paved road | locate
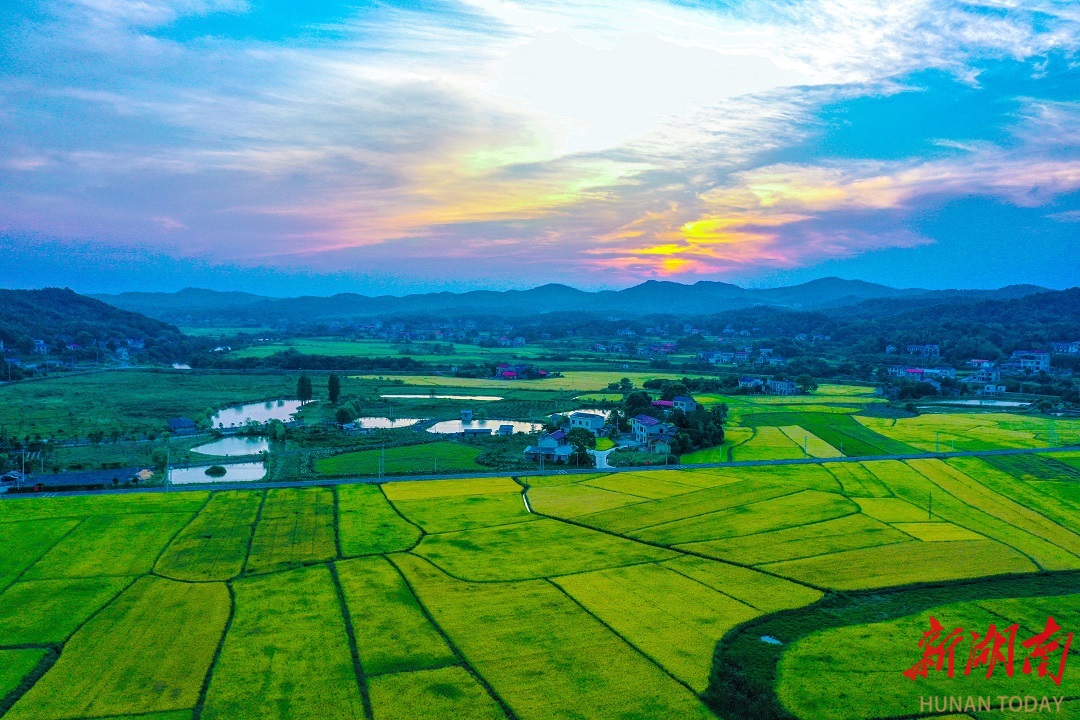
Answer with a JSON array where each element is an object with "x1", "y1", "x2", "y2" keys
[{"x1": 3, "y1": 444, "x2": 1078, "y2": 500}]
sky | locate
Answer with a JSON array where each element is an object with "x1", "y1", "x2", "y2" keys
[{"x1": 0, "y1": 0, "x2": 1078, "y2": 296}]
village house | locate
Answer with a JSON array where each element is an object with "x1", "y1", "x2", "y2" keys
[
  {"x1": 166, "y1": 417, "x2": 197, "y2": 436},
  {"x1": 907, "y1": 344, "x2": 941, "y2": 357},
  {"x1": 885, "y1": 344, "x2": 897, "y2": 354},
  {"x1": 738, "y1": 376, "x2": 764, "y2": 390},
  {"x1": 672, "y1": 396, "x2": 698, "y2": 413},
  {"x1": 462, "y1": 427, "x2": 492, "y2": 438},
  {"x1": 1011, "y1": 350, "x2": 1051, "y2": 372},
  {"x1": 568, "y1": 412, "x2": 606, "y2": 435},
  {"x1": 966, "y1": 359, "x2": 996, "y2": 369},
  {"x1": 974, "y1": 368, "x2": 1002, "y2": 383},
  {"x1": 1050, "y1": 341, "x2": 1080, "y2": 354},
  {"x1": 523, "y1": 430, "x2": 574, "y2": 463},
  {"x1": 977, "y1": 384, "x2": 1008, "y2": 397},
  {"x1": 32, "y1": 339, "x2": 49, "y2": 354},
  {"x1": 631, "y1": 414, "x2": 677, "y2": 448},
  {"x1": 766, "y1": 379, "x2": 798, "y2": 395},
  {"x1": 497, "y1": 424, "x2": 515, "y2": 437}
]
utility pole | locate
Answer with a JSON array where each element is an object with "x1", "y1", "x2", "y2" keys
[
  {"x1": 928, "y1": 491, "x2": 933, "y2": 520},
  {"x1": 935, "y1": 431, "x2": 940, "y2": 453},
  {"x1": 803, "y1": 436, "x2": 808, "y2": 457}
]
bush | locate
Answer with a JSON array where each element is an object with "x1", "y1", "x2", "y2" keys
[{"x1": 205, "y1": 465, "x2": 227, "y2": 477}]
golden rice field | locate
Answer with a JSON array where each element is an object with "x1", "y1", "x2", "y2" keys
[{"x1": 0, "y1": 435, "x2": 1077, "y2": 720}]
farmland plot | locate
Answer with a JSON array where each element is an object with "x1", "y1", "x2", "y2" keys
[
  {"x1": 245, "y1": 487, "x2": 336, "y2": 573},
  {"x1": 825, "y1": 462, "x2": 891, "y2": 497},
  {"x1": 733, "y1": 426, "x2": 804, "y2": 460},
  {"x1": 0, "y1": 518, "x2": 80, "y2": 586},
  {"x1": 6, "y1": 577, "x2": 229, "y2": 720},
  {"x1": 949, "y1": 457, "x2": 1080, "y2": 530},
  {"x1": 632, "y1": 490, "x2": 858, "y2": 545},
  {"x1": 392, "y1": 554, "x2": 716, "y2": 720},
  {"x1": 394, "y1": 492, "x2": 534, "y2": 534},
  {"x1": 575, "y1": 466, "x2": 838, "y2": 535},
  {"x1": 317, "y1": 443, "x2": 484, "y2": 477},
  {"x1": 156, "y1": 490, "x2": 261, "y2": 581},
  {"x1": 760, "y1": 539, "x2": 1037, "y2": 590},
  {"x1": 661, "y1": 556, "x2": 822, "y2": 613},
  {"x1": 909, "y1": 459, "x2": 1080, "y2": 560},
  {"x1": 368, "y1": 666, "x2": 506, "y2": 720},
  {"x1": 0, "y1": 650, "x2": 48, "y2": 704},
  {"x1": 337, "y1": 484, "x2": 420, "y2": 555},
  {"x1": 553, "y1": 563, "x2": 759, "y2": 691},
  {"x1": 0, "y1": 577, "x2": 132, "y2": 645},
  {"x1": 414, "y1": 518, "x2": 675, "y2": 581},
  {"x1": 777, "y1": 426, "x2": 842, "y2": 458},
  {"x1": 528, "y1": 482, "x2": 646, "y2": 518},
  {"x1": 890, "y1": 522, "x2": 985, "y2": 542},
  {"x1": 336, "y1": 556, "x2": 457, "y2": 676},
  {"x1": 583, "y1": 471, "x2": 703, "y2": 499},
  {"x1": 202, "y1": 565, "x2": 365, "y2": 720},
  {"x1": 864, "y1": 460, "x2": 1080, "y2": 570},
  {"x1": 382, "y1": 476, "x2": 522, "y2": 501},
  {"x1": 23, "y1": 512, "x2": 194, "y2": 579},
  {"x1": 0, "y1": 491, "x2": 208, "y2": 523},
  {"x1": 679, "y1": 513, "x2": 911, "y2": 565}
]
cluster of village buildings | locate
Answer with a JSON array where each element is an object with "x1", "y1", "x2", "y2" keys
[
  {"x1": 885, "y1": 345, "x2": 1065, "y2": 397},
  {"x1": 523, "y1": 395, "x2": 700, "y2": 463}
]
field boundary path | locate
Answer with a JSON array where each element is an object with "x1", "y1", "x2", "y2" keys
[{"x1": 4, "y1": 444, "x2": 1079, "y2": 500}]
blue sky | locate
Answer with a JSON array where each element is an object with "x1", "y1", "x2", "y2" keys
[{"x1": 0, "y1": 0, "x2": 1078, "y2": 295}]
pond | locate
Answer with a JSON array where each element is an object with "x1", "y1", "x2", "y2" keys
[
  {"x1": 353, "y1": 417, "x2": 422, "y2": 429},
  {"x1": 212, "y1": 399, "x2": 301, "y2": 427},
  {"x1": 426, "y1": 419, "x2": 543, "y2": 435},
  {"x1": 169, "y1": 461, "x2": 267, "y2": 485},
  {"x1": 381, "y1": 394, "x2": 504, "y2": 401},
  {"x1": 193, "y1": 436, "x2": 272, "y2": 456}
]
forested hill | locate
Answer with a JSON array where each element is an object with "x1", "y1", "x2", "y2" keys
[{"x1": 0, "y1": 288, "x2": 183, "y2": 353}]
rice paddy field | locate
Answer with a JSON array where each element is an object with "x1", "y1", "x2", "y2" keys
[{"x1": 1, "y1": 426, "x2": 1078, "y2": 720}]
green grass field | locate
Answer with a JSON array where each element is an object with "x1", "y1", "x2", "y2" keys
[
  {"x1": 1, "y1": 429, "x2": 1079, "y2": 720},
  {"x1": 0, "y1": 370, "x2": 305, "y2": 438},
  {"x1": 316, "y1": 442, "x2": 484, "y2": 477}
]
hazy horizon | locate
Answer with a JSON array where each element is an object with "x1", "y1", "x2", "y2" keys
[
  {"x1": 2, "y1": 1, "x2": 1079, "y2": 295},
  {"x1": 6, "y1": 274, "x2": 1072, "y2": 301}
]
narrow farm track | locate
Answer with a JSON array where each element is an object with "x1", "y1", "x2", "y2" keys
[{"x1": 5, "y1": 444, "x2": 1080, "y2": 500}]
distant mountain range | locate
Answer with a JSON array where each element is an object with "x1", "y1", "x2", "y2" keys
[{"x1": 91, "y1": 278, "x2": 1054, "y2": 325}]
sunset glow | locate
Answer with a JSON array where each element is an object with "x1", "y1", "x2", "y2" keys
[{"x1": 1, "y1": 0, "x2": 1078, "y2": 293}]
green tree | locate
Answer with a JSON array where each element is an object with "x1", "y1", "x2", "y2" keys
[
  {"x1": 334, "y1": 408, "x2": 353, "y2": 424},
  {"x1": 566, "y1": 427, "x2": 597, "y2": 451},
  {"x1": 661, "y1": 382, "x2": 690, "y2": 401},
  {"x1": 796, "y1": 374, "x2": 819, "y2": 393},
  {"x1": 297, "y1": 373, "x2": 313, "y2": 405},
  {"x1": 619, "y1": 377, "x2": 633, "y2": 393},
  {"x1": 267, "y1": 420, "x2": 287, "y2": 442},
  {"x1": 328, "y1": 374, "x2": 341, "y2": 404}
]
